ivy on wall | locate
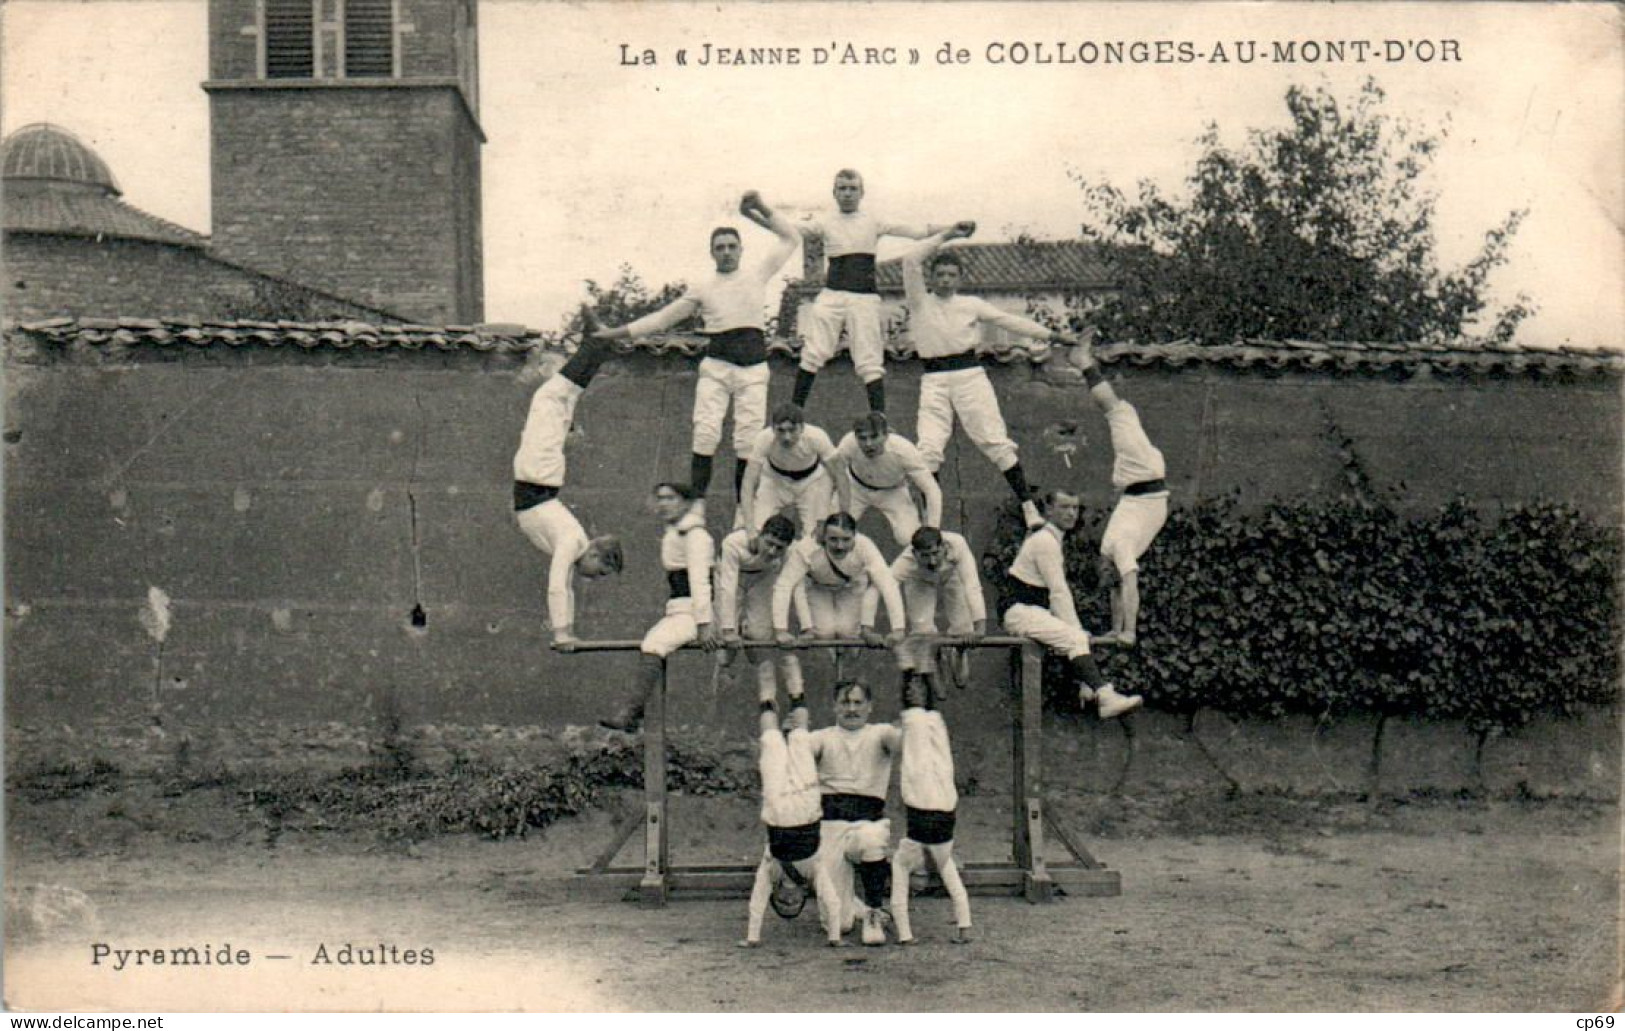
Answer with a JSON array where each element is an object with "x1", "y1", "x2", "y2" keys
[{"x1": 982, "y1": 490, "x2": 1620, "y2": 734}]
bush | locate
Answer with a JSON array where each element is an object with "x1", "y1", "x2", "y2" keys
[
  {"x1": 237, "y1": 738, "x2": 750, "y2": 841},
  {"x1": 982, "y1": 494, "x2": 1620, "y2": 731}
]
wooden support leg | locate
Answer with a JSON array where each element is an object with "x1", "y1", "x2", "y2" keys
[
  {"x1": 1013, "y1": 643, "x2": 1054, "y2": 902},
  {"x1": 639, "y1": 658, "x2": 669, "y2": 907}
]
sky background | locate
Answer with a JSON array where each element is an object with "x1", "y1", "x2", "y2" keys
[{"x1": 3, "y1": 1, "x2": 1621, "y2": 347}]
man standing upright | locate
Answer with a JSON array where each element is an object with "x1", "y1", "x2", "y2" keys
[
  {"x1": 794, "y1": 169, "x2": 958, "y2": 414},
  {"x1": 594, "y1": 192, "x2": 799, "y2": 504},
  {"x1": 901, "y1": 222, "x2": 1077, "y2": 531}
]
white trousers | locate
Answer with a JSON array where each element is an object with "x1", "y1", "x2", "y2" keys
[
  {"x1": 916, "y1": 367, "x2": 1018, "y2": 473},
  {"x1": 1100, "y1": 492, "x2": 1169, "y2": 575},
  {"x1": 817, "y1": 817, "x2": 892, "y2": 932},
  {"x1": 806, "y1": 584, "x2": 864, "y2": 638},
  {"x1": 640, "y1": 598, "x2": 698, "y2": 658},
  {"x1": 891, "y1": 838, "x2": 971, "y2": 939},
  {"x1": 692, "y1": 358, "x2": 770, "y2": 457},
  {"x1": 848, "y1": 483, "x2": 921, "y2": 549},
  {"x1": 801, "y1": 290, "x2": 886, "y2": 382},
  {"x1": 902, "y1": 579, "x2": 975, "y2": 635},
  {"x1": 752, "y1": 469, "x2": 834, "y2": 538},
  {"x1": 1002, "y1": 603, "x2": 1091, "y2": 659}
]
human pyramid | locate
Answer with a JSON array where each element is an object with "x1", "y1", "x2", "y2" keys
[{"x1": 511, "y1": 169, "x2": 1172, "y2": 947}]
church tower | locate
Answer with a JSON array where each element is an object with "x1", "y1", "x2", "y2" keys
[{"x1": 204, "y1": 0, "x2": 483, "y2": 323}]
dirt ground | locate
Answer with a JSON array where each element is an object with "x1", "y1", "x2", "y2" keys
[{"x1": 3, "y1": 774, "x2": 1619, "y2": 1014}]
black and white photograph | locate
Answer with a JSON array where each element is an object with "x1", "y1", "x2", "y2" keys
[{"x1": 2, "y1": 0, "x2": 1621, "y2": 1015}]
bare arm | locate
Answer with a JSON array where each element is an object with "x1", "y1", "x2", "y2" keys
[
  {"x1": 772, "y1": 544, "x2": 812, "y2": 631},
  {"x1": 952, "y1": 534, "x2": 988, "y2": 626},
  {"x1": 547, "y1": 542, "x2": 581, "y2": 645},
  {"x1": 738, "y1": 436, "x2": 768, "y2": 530},
  {"x1": 898, "y1": 439, "x2": 942, "y2": 528},
  {"x1": 792, "y1": 578, "x2": 812, "y2": 632},
  {"x1": 880, "y1": 219, "x2": 957, "y2": 241},
  {"x1": 612, "y1": 294, "x2": 702, "y2": 339},
  {"x1": 716, "y1": 539, "x2": 743, "y2": 633},
  {"x1": 970, "y1": 298, "x2": 1056, "y2": 342},
  {"x1": 860, "y1": 582, "x2": 881, "y2": 633},
  {"x1": 740, "y1": 191, "x2": 801, "y2": 278},
  {"x1": 900, "y1": 233, "x2": 947, "y2": 309},
  {"x1": 829, "y1": 437, "x2": 856, "y2": 515},
  {"x1": 1117, "y1": 569, "x2": 1141, "y2": 641},
  {"x1": 863, "y1": 540, "x2": 907, "y2": 635},
  {"x1": 900, "y1": 221, "x2": 975, "y2": 309}
]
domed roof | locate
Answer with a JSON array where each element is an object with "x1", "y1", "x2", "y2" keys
[{"x1": 2, "y1": 123, "x2": 121, "y2": 196}]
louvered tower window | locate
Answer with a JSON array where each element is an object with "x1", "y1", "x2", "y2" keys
[
  {"x1": 344, "y1": 0, "x2": 395, "y2": 77},
  {"x1": 264, "y1": 0, "x2": 315, "y2": 78}
]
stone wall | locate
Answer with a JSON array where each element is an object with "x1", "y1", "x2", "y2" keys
[
  {"x1": 207, "y1": 84, "x2": 484, "y2": 324},
  {"x1": 3, "y1": 336, "x2": 1620, "y2": 773},
  {"x1": 2, "y1": 235, "x2": 396, "y2": 323}
]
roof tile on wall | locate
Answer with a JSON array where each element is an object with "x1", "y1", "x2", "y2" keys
[{"x1": 7, "y1": 318, "x2": 1621, "y2": 378}]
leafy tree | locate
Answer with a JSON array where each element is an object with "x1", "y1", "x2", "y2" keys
[
  {"x1": 1076, "y1": 79, "x2": 1533, "y2": 345},
  {"x1": 563, "y1": 265, "x2": 695, "y2": 335}
]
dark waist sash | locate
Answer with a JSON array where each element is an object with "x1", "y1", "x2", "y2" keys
[
  {"x1": 769, "y1": 458, "x2": 822, "y2": 482},
  {"x1": 1000, "y1": 575, "x2": 1050, "y2": 615},
  {"x1": 822, "y1": 793, "x2": 885, "y2": 822},
  {"x1": 826, "y1": 253, "x2": 879, "y2": 295},
  {"x1": 513, "y1": 481, "x2": 560, "y2": 512},
  {"x1": 848, "y1": 464, "x2": 903, "y2": 493},
  {"x1": 905, "y1": 805, "x2": 957, "y2": 845},
  {"x1": 704, "y1": 327, "x2": 768, "y2": 367},
  {"x1": 1123, "y1": 478, "x2": 1168, "y2": 496},
  {"x1": 667, "y1": 569, "x2": 692, "y2": 599},
  {"x1": 921, "y1": 352, "x2": 983, "y2": 374},
  {"x1": 767, "y1": 821, "x2": 821, "y2": 863}
]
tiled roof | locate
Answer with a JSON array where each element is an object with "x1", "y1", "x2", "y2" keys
[
  {"x1": 4, "y1": 181, "x2": 207, "y2": 248},
  {"x1": 873, "y1": 239, "x2": 1116, "y2": 293},
  {"x1": 8, "y1": 318, "x2": 1621, "y2": 378}
]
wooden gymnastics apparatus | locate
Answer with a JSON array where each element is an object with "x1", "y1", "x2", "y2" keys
[{"x1": 571, "y1": 636, "x2": 1122, "y2": 906}]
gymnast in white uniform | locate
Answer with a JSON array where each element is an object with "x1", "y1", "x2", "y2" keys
[
  {"x1": 599, "y1": 481, "x2": 719, "y2": 731},
  {"x1": 1002, "y1": 490, "x2": 1142, "y2": 720},
  {"x1": 512, "y1": 327, "x2": 624, "y2": 650},
  {"x1": 740, "y1": 698, "x2": 844, "y2": 948},
  {"x1": 900, "y1": 221, "x2": 1080, "y2": 531},
  {"x1": 890, "y1": 638, "x2": 971, "y2": 945},
  {"x1": 738, "y1": 404, "x2": 837, "y2": 540},
  {"x1": 809, "y1": 679, "x2": 902, "y2": 947},
  {"x1": 793, "y1": 168, "x2": 958, "y2": 414},
  {"x1": 716, "y1": 514, "x2": 809, "y2": 708},
  {"x1": 594, "y1": 192, "x2": 800, "y2": 505},
  {"x1": 1068, "y1": 341, "x2": 1170, "y2": 648},
  {"x1": 827, "y1": 411, "x2": 942, "y2": 549}
]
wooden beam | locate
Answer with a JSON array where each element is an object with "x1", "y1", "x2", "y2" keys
[
  {"x1": 637, "y1": 659, "x2": 668, "y2": 907},
  {"x1": 575, "y1": 637, "x2": 1122, "y2": 907},
  {"x1": 578, "y1": 863, "x2": 1119, "y2": 900}
]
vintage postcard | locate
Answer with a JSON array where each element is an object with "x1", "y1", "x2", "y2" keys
[{"x1": 2, "y1": 0, "x2": 1620, "y2": 1015}]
